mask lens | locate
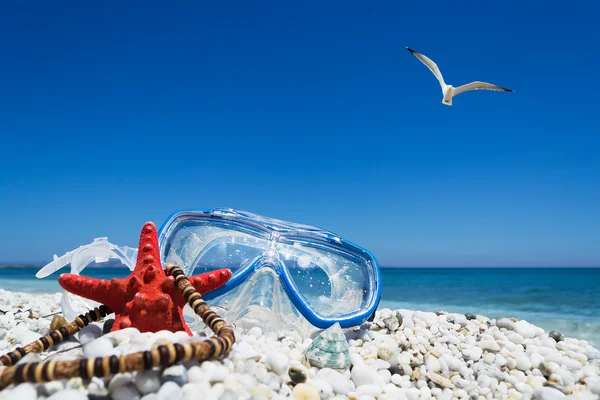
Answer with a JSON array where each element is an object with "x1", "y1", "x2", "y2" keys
[
  {"x1": 279, "y1": 241, "x2": 373, "y2": 318},
  {"x1": 162, "y1": 222, "x2": 269, "y2": 276}
]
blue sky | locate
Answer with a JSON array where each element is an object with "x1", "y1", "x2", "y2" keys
[{"x1": 0, "y1": 1, "x2": 598, "y2": 267}]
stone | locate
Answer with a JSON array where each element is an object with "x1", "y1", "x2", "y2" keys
[
  {"x1": 308, "y1": 379, "x2": 333, "y2": 397},
  {"x1": 356, "y1": 384, "x2": 383, "y2": 397},
  {"x1": 111, "y1": 383, "x2": 141, "y2": 400},
  {"x1": 316, "y1": 368, "x2": 352, "y2": 395},
  {"x1": 532, "y1": 387, "x2": 566, "y2": 399},
  {"x1": 548, "y1": 331, "x2": 564, "y2": 343},
  {"x1": 84, "y1": 337, "x2": 115, "y2": 358},
  {"x1": 157, "y1": 381, "x2": 183, "y2": 400},
  {"x1": 78, "y1": 323, "x2": 102, "y2": 345},
  {"x1": 383, "y1": 316, "x2": 400, "y2": 331},
  {"x1": 8, "y1": 383, "x2": 37, "y2": 400},
  {"x1": 47, "y1": 389, "x2": 89, "y2": 400},
  {"x1": 135, "y1": 370, "x2": 162, "y2": 394},
  {"x1": 478, "y1": 340, "x2": 501, "y2": 352},
  {"x1": 351, "y1": 364, "x2": 384, "y2": 387},
  {"x1": 463, "y1": 347, "x2": 483, "y2": 361},
  {"x1": 426, "y1": 372, "x2": 454, "y2": 388},
  {"x1": 289, "y1": 365, "x2": 308, "y2": 384},
  {"x1": 514, "y1": 321, "x2": 537, "y2": 339},
  {"x1": 496, "y1": 318, "x2": 516, "y2": 331},
  {"x1": 292, "y1": 383, "x2": 320, "y2": 400},
  {"x1": 162, "y1": 365, "x2": 187, "y2": 386}
]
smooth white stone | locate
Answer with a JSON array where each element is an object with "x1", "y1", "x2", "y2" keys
[
  {"x1": 47, "y1": 389, "x2": 89, "y2": 400},
  {"x1": 186, "y1": 366, "x2": 206, "y2": 384},
  {"x1": 292, "y1": 383, "x2": 320, "y2": 400},
  {"x1": 39, "y1": 381, "x2": 64, "y2": 396},
  {"x1": 483, "y1": 353, "x2": 495, "y2": 365},
  {"x1": 527, "y1": 376, "x2": 546, "y2": 390},
  {"x1": 162, "y1": 365, "x2": 187, "y2": 386},
  {"x1": 77, "y1": 323, "x2": 102, "y2": 345},
  {"x1": 351, "y1": 353, "x2": 365, "y2": 367},
  {"x1": 515, "y1": 321, "x2": 537, "y2": 339},
  {"x1": 378, "y1": 369, "x2": 392, "y2": 384},
  {"x1": 441, "y1": 354, "x2": 462, "y2": 371},
  {"x1": 247, "y1": 326, "x2": 262, "y2": 338},
  {"x1": 316, "y1": 369, "x2": 351, "y2": 395},
  {"x1": 308, "y1": 379, "x2": 333, "y2": 397},
  {"x1": 516, "y1": 381, "x2": 533, "y2": 393},
  {"x1": 351, "y1": 364, "x2": 384, "y2": 387},
  {"x1": 111, "y1": 384, "x2": 141, "y2": 400},
  {"x1": 83, "y1": 337, "x2": 114, "y2": 358},
  {"x1": 372, "y1": 359, "x2": 391, "y2": 370},
  {"x1": 135, "y1": 370, "x2": 162, "y2": 394},
  {"x1": 157, "y1": 381, "x2": 182, "y2": 400},
  {"x1": 589, "y1": 381, "x2": 600, "y2": 394},
  {"x1": 463, "y1": 347, "x2": 483, "y2": 361},
  {"x1": 516, "y1": 355, "x2": 533, "y2": 371},
  {"x1": 8, "y1": 383, "x2": 37, "y2": 400},
  {"x1": 508, "y1": 332, "x2": 525, "y2": 345},
  {"x1": 405, "y1": 388, "x2": 420, "y2": 400},
  {"x1": 532, "y1": 387, "x2": 566, "y2": 399},
  {"x1": 265, "y1": 351, "x2": 289, "y2": 375},
  {"x1": 479, "y1": 340, "x2": 501, "y2": 352},
  {"x1": 383, "y1": 385, "x2": 405, "y2": 399},
  {"x1": 426, "y1": 356, "x2": 441, "y2": 373}
]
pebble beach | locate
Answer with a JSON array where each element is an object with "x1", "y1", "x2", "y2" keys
[{"x1": 1, "y1": 289, "x2": 599, "y2": 400}]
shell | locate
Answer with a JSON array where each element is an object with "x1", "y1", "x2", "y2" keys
[{"x1": 304, "y1": 322, "x2": 351, "y2": 369}]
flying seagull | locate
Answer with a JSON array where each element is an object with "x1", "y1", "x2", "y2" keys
[{"x1": 406, "y1": 47, "x2": 513, "y2": 106}]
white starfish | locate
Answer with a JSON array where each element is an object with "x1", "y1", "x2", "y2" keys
[{"x1": 406, "y1": 47, "x2": 514, "y2": 106}]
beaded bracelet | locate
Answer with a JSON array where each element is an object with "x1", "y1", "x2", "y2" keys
[{"x1": 0, "y1": 264, "x2": 235, "y2": 390}]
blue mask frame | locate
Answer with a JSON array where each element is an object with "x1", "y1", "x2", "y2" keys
[{"x1": 157, "y1": 208, "x2": 381, "y2": 329}]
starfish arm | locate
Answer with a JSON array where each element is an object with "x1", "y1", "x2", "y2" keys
[
  {"x1": 189, "y1": 268, "x2": 232, "y2": 294},
  {"x1": 58, "y1": 273, "x2": 122, "y2": 309}
]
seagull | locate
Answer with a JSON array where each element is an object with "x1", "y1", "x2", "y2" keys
[{"x1": 406, "y1": 47, "x2": 513, "y2": 106}]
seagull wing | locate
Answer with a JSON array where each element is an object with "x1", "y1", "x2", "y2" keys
[
  {"x1": 406, "y1": 47, "x2": 446, "y2": 89},
  {"x1": 453, "y1": 81, "x2": 514, "y2": 96}
]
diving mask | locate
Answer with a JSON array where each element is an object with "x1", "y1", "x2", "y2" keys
[{"x1": 157, "y1": 208, "x2": 381, "y2": 334}]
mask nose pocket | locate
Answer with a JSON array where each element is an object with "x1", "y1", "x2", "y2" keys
[{"x1": 184, "y1": 251, "x2": 315, "y2": 336}]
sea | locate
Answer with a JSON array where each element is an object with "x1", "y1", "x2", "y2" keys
[{"x1": 1, "y1": 266, "x2": 598, "y2": 347}]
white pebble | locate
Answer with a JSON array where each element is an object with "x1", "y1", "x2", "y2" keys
[
  {"x1": 463, "y1": 347, "x2": 483, "y2": 361},
  {"x1": 356, "y1": 384, "x2": 383, "y2": 397},
  {"x1": 515, "y1": 321, "x2": 537, "y2": 339},
  {"x1": 292, "y1": 383, "x2": 320, "y2": 400},
  {"x1": 516, "y1": 355, "x2": 533, "y2": 371},
  {"x1": 47, "y1": 389, "x2": 88, "y2": 400},
  {"x1": 351, "y1": 364, "x2": 384, "y2": 387},
  {"x1": 479, "y1": 340, "x2": 501, "y2": 352},
  {"x1": 8, "y1": 383, "x2": 37, "y2": 400},
  {"x1": 135, "y1": 370, "x2": 161, "y2": 394},
  {"x1": 157, "y1": 381, "x2": 182, "y2": 400},
  {"x1": 265, "y1": 351, "x2": 289, "y2": 375},
  {"x1": 83, "y1": 337, "x2": 114, "y2": 358},
  {"x1": 111, "y1": 384, "x2": 141, "y2": 400},
  {"x1": 532, "y1": 387, "x2": 567, "y2": 399},
  {"x1": 308, "y1": 379, "x2": 333, "y2": 397}
]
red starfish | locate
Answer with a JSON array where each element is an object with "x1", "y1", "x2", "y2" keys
[{"x1": 58, "y1": 221, "x2": 231, "y2": 335}]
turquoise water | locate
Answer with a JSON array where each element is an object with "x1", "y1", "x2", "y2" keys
[
  {"x1": 1, "y1": 267, "x2": 598, "y2": 346},
  {"x1": 378, "y1": 268, "x2": 600, "y2": 346}
]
